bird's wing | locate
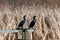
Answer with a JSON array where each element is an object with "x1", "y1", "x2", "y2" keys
[
  {"x1": 18, "y1": 20, "x2": 25, "y2": 26},
  {"x1": 29, "y1": 20, "x2": 35, "y2": 27}
]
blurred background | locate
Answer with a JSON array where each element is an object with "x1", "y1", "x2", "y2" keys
[{"x1": 0, "y1": 0, "x2": 60, "y2": 40}]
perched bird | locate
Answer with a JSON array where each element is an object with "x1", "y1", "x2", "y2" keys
[
  {"x1": 29, "y1": 16, "x2": 36, "y2": 29},
  {"x1": 17, "y1": 15, "x2": 26, "y2": 29}
]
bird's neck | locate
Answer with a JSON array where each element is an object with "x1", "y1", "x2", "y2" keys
[
  {"x1": 24, "y1": 18, "x2": 26, "y2": 20},
  {"x1": 33, "y1": 19, "x2": 36, "y2": 21}
]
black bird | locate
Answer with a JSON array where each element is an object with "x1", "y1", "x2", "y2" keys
[
  {"x1": 17, "y1": 15, "x2": 26, "y2": 29},
  {"x1": 29, "y1": 16, "x2": 36, "y2": 29}
]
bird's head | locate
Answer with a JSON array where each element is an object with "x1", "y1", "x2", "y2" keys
[
  {"x1": 23, "y1": 15, "x2": 26, "y2": 20},
  {"x1": 33, "y1": 16, "x2": 36, "y2": 19}
]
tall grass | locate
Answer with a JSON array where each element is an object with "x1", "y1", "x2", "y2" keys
[{"x1": 0, "y1": 4, "x2": 60, "y2": 40}]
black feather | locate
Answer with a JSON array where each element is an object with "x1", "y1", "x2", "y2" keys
[
  {"x1": 17, "y1": 15, "x2": 26, "y2": 29},
  {"x1": 29, "y1": 16, "x2": 36, "y2": 28}
]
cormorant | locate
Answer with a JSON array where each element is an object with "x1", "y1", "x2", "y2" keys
[
  {"x1": 17, "y1": 15, "x2": 26, "y2": 29},
  {"x1": 29, "y1": 16, "x2": 36, "y2": 29}
]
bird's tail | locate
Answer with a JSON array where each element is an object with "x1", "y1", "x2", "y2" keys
[{"x1": 29, "y1": 26, "x2": 34, "y2": 29}]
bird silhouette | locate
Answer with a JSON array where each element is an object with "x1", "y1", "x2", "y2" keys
[
  {"x1": 17, "y1": 15, "x2": 26, "y2": 29},
  {"x1": 29, "y1": 16, "x2": 36, "y2": 29}
]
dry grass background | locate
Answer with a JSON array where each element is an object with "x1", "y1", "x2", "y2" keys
[
  {"x1": 0, "y1": 0, "x2": 60, "y2": 40},
  {"x1": 0, "y1": 5, "x2": 60, "y2": 40}
]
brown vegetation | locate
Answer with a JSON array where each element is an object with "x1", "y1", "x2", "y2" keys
[{"x1": 0, "y1": 0, "x2": 60, "y2": 40}]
